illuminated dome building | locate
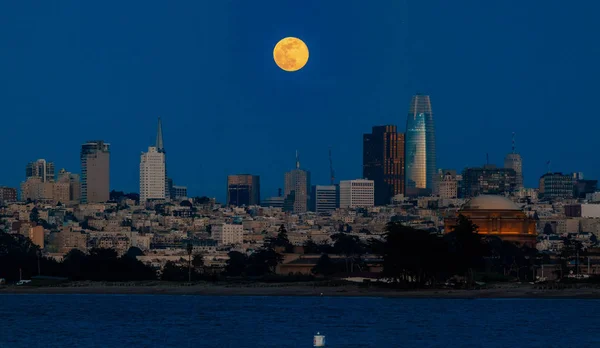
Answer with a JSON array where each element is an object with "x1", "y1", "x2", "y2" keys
[{"x1": 444, "y1": 195, "x2": 537, "y2": 247}]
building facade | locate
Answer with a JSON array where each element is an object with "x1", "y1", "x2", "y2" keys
[
  {"x1": 539, "y1": 172, "x2": 573, "y2": 200},
  {"x1": 437, "y1": 172, "x2": 458, "y2": 199},
  {"x1": 81, "y1": 140, "x2": 110, "y2": 203},
  {"x1": 339, "y1": 179, "x2": 374, "y2": 208},
  {"x1": 504, "y1": 133, "x2": 523, "y2": 190},
  {"x1": 212, "y1": 224, "x2": 244, "y2": 245},
  {"x1": 405, "y1": 94, "x2": 436, "y2": 196},
  {"x1": 140, "y1": 146, "x2": 166, "y2": 204},
  {"x1": 171, "y1": 186, "x2": 188, "y2": 200},
  {"x1": 444, "y1": 195, "x2": 537, "y2": 247},
  {"x1": 461, "y1": 165, "x2": 517, "y2": 198},
  {"x1": 363, "y1": 125, "x2": 405, "y2": 205},
  {"x1": 284, "y1": 156, "x2": 310, "y2": 214},
  {"x1": 26, "y1": 159, "x2": 55, "y2": 183},
  {"x1": 227, "y1": 174, "x2": 260, "y2": 206},
  {"x1": 0, "y1": 187, "x2": 17, "y2": 204},
  {"x1": 57, "y1": 169, "x2": 81, "y2": 203},
  {"x1": 311, "y1": 185, "x2": 338, "y2": 214}
]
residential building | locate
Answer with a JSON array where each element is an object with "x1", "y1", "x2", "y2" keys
[
  {"x1": 565, "y1": 204, "x2": 600, "y2": 218},
  {"x1": 28, "y1": 225, "x2": 44, "y2": 249},
  {"x1": 81, "y1": 140, "x2": 110, "y2": 203},
  {"x1": 57, "y1": 169, "x2": 81, "y2": 203},
  {"x1": 437, "y1": 172, "x2": 458, "y2": 199},
  {"x1": 311, "y1": 185, "x2": 338, "y2": 214},
  {"x1": 339, "y1": 179, "x2": 374, "y2": 208},
  {"x1": 20, "y1": 177, "x2": 53, "y2": 202},
  {"x1": 227, "y1": 174, "x2": 260, "y2": 206},
  {"x1": 212, "y1": 224, "x2": 243, "y2": 245},
  {"x1": 171, "y1": 186, "x2": 188, "y2": 200},
  {"x1": 284, "y1": 153, "x2": 310, "y2": 214},
  {"x1": 363, "y1": 125, "x2": 405, "y2": 205},
  {"x1": 0, "y1": 187, "x2": 17, "y2": 204},
  {"x1": 539, "y1": 172, "x2": 573, "y2": 200},
  {"x1": 140, "y1": 146, "x2": 166, "y2": 204},
  {"x1": 461, "y1": 165, "x2": 517, "y2": 198},
  {"x1": 405, "y1": 94, "x2": 436, "y2": 196},
  {"x1": 574, "y1": 179, "x2": 597, "y2": 199},
  {"x1": 261, "y1": 196, "x2": 284, "y2": 208},
  {"x1": 26, "y1": 159, "x2": 55, "y2": 182}
]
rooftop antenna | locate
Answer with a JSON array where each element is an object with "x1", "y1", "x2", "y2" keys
[
  {"x1": 511, "y1": 132, "x2": 516, "y2": 154},
  {"x1": 296, "y1": 150, "x2": 300, "y2": 169},
  {"x1": 329, "y1": 147, "x2": 335, "y2": 185},
  {"x1": 546, "y1": 160, "x2": 551, "y2": 173}
]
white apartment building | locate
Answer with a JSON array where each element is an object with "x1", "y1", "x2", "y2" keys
[
  {"x1": 140, "y1": 146, "x2": 166, "y2": 204},
  {"x1": 339, "y1": 179, "x2": 374, "y2": 208},
  {"x1": 212, "y1": 224, "x2": 244, "y2": 245}
]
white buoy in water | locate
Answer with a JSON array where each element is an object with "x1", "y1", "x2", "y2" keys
[{"x1": 314, "y1": 332, "x2": 326, "y2": 347}]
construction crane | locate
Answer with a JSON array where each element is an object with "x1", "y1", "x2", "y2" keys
[{"x1": 329, "y1": 147, "x2": 335, "y2": 185}]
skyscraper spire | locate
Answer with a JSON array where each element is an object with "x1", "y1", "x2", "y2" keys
[
  {"x1": 512, "y1": 132, "x2": 516, "y2": 154},
  {"x1": 295, "y1": 150, "x2": 300, "y2": 169},
  {"x1": 156, "y1": 117, "x2": 164, "y2": 153}
]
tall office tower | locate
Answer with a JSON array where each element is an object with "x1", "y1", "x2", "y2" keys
[
  {"x1": 284, "y1": 152, "x2": 311, "y2": 214},
  {"x1": 311, "y1": 185, "x2": 338, "y2": 214},
  {"x1": 405, "y1": 94, "x2": 436, "y2": 196},
  {"x1": 26, "y1": 159, "x2": 55, "y2": 182},
  {"x1": 140, "y1": 147, "x2": 166, "y2": 204},
  {"x1": 339, "y1": 179, "x2": 375, "y2": 208},
  {"x1": 504, "y1": 133, "x2": 523, "y2": 189},
  {"x1": 227, "y1": 174, "x2": 260, "y2": 206},
  {"x1": 461, "y1": 165, "x2": 517, "y2": 198},
  {"x1": 363, "y1": 125, "x2": 405, "y2": 205},
  {"x1": 81, "y1": 140, "x2": 110, "y2": 203},
  {"x1": 155, "y1": 117, "x2": 169, "y2": 199}
]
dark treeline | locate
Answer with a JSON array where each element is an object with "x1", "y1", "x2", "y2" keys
[
  {"x1": 0, "y1": 233, "x2": 155, "y2": 282},
  {"x1": 0, "y1": 216, "x2": 569, "y2": 286}
]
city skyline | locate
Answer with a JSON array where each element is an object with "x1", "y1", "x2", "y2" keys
[{"x1": 0, "y1": 2, "x2": 598, "y2": 201}]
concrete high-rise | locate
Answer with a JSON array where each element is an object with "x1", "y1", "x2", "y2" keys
[
  {"x1": 363, "y1": 125, "x2": 405, "y2": 205},
  {"x1": 227, "y1": 174, "x2": 260, "y2": 206},
  {"x1": 339, "y1": 179, "x2": 374, "y2": 208},
  {"x1": 81, "y1": 140, "x2": 110, "y2": 203},
  {"x1": 26, "y1": 159, "x2": 55, "y2": 182},
  {"x1": 311, "y1": 185, "x2": 338, "y2": 214},
  {"x1": 504, "y1": 133, "x2": 523, "y2": 190},
  {"x1": 405, "y1": 94, "x2": 436, "y2": 196},
  {"x1": 284, "y1": 152, "x2": 311, "y2": 214},
  {"x1": 140, "y1": 146, "x2": 166, "y2": 204}
]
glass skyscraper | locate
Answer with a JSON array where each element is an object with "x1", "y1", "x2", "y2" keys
[{"x1": 404, "y1": 94, "x2": 436, "y2": 195}]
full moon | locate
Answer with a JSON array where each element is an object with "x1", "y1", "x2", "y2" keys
[{"x1": 273, "y1": 37, "x2": 309, "y2": 72}]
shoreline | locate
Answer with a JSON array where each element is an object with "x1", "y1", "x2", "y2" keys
[{"x1": 2, "y1": 283, "x2": 600, "y2": 299}]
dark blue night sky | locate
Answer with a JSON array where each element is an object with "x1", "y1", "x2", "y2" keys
[{"x1": 0, "y1": 1, "x2": 598, "y2": 200}]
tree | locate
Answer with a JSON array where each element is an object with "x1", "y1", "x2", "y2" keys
[
  {"x1": 225, "y1": 251, "x2": 248, "y2": 276},
  {"x1": 303, "y1": 239, "x2": 320, "y2": 254},
  {"x1": 125, "y1": 247, "x2": 144, "y2": 259},
  {"x1": 186, "y1": 243, "x2": 193, "y2": 282},
  {"x1": 180, "y1": 200, "x2": 193, "y2": 207},
  {"x1": 247, "y1": 249, "x2": 283, "y2": 276},
  {"x1": 445, "y1": 214, "x2": 487, "y2": 285},
  {"x1": 268, "y1": 224, "x2": 293, "y2": 252},
  {"x1": 331, "y1": 233, "x2": 365, "y2": 273},
  {"x1": 543, "y1": 223, "x2": 554, "y2": 235},
  {"x1": 192, "y1": 254, "x2": 204, "y2": 269},
  {"x1": 29, "y1": 207, "x2": 39, "y2": 223},
  {"x1": 312, "y1": 254, "x2": 337, "y2": 276}
]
